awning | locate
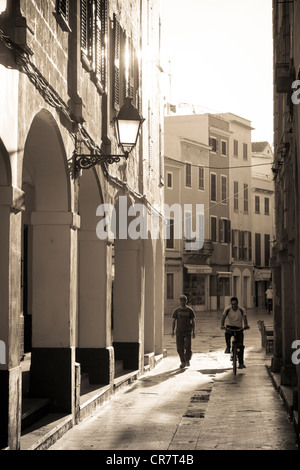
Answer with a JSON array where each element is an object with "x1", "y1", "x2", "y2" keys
[
  {"x1": 184, "y1": 264, "x2": 212, "y2": 274},
  {"x1": 254, "y1": 268, "x2": 271, "y2": 281},
  {"x1": 217, "y1": 271, "x2": 232, "y2": 277}
]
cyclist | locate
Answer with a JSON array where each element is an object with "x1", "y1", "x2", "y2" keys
[{"x1": 220, "y1": 297, "x2": 250, "y2": 369}]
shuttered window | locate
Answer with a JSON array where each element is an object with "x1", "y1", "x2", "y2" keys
[
  {"x1": 234, "y1": 181, "x2": 238, "y2": 211},
  {"x1": 255, "y1": 233, "x2": 261, "y2": 266},
  {"x1": 210, "y1": 173, "x2": 216, "y2": 201},
  {"x1": 56, "y1": 0, "x2": 70, "y2": 31},
  {"x1": 80, "y1": 0, "x2": 107, "y2": 92},
  {"x1": 148, "y1": 103, "x2": 153, "y2": 174},
  {"x1": 113, "y1": 14, "x2": 121, "y2": 109},
  {"x1": 112, "y1": 16, "x2": 140, "y2": 111}
]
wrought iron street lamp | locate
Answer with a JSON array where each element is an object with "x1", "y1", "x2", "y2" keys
[{"x1": 74, "y1": 98, "x2": 145, "y2": 172}]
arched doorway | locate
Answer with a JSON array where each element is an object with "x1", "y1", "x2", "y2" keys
[
  {"x1": 112, "y1": 195, "x2": 144, "y2": 373},
  {"x1": 76, "y1": 169, "x2": 114, "y2": 386},
  {"x1": 22, "y1": 110, "x2": 74, "y2": 412}
]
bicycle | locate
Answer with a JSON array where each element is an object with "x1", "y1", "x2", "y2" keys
[{"x1": 225, "y1": 327, "x2": 245, "y2": 375}]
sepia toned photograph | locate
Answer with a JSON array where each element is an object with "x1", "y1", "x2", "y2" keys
[{"x1": 0, "y1": 0, "x2": 299, "y2": 457}]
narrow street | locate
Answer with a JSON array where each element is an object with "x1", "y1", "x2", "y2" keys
[{"x1": 50, "y1": 308, "x2": 299, "y2": 451}]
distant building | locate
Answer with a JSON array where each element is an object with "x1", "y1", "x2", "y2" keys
[
  {"x1": 251, "y1": 142, "x2": 275, "y2": 308},
  {"x1": 164, "y1": 112, "x2": 274, "y2": 313}
]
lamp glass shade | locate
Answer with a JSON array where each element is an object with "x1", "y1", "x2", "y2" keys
[{"x1": 116, "y1": 119, "x2": 141, "y2": 150}]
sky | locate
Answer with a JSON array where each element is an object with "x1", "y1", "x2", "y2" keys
[{"x1": 160, "y1": 0, "x2": 274, "y2": 147}]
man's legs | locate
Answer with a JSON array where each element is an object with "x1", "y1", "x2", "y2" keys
[
  {"x1": 236, "y1": 330, "x2": 245, "y2": 365},
  {"x1": 225, "y1": 330, "x2": 232, "y2": 353},
  {"x1": 176, "y1": 334, "x2": 186, "y2": 366},
  {"x1": 184, "y1": 334, "x2": 192, "y2": 364}
]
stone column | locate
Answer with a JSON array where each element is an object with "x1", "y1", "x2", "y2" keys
[
  {"x1": 29, "y1": 211, "x2": 80, "y2": 413},
  {"x1": 0, "y1": 185, "x2": 24, "y2": 450},
  {"x1": 76, "y1": 231, "x2": 114, "y2": 385},
  {"x1": 113, "y1": 238, "x2": 144, "y2": 371}
]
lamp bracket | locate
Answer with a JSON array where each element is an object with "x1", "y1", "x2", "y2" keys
[{"x1": 74, "y1": 151, "x2": 129, "y2": 171}]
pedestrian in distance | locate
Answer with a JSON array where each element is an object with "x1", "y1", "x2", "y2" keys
[
  {"x1": 220, "y1": 296, "x2": 250, "y2": 369},
  {"x1": 265, "y1": 285, "x2": 273, "y2": 314},
  {"x1": 172, "y1": 295, "x2": 196, "y2": 369}
]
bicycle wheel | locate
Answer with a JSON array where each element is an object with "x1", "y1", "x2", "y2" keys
[{"x1": 232, "y1": 344, "x2": 237, "y2": 375}]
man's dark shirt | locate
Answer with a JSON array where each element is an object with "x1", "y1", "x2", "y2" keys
[{"x1": 172, "y1": 306, "x2": 195, "y2": 334}]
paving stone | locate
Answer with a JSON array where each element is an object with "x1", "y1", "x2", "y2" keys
[{"x1": 50, "y1": 309, "x2": 299, "y2": 451}]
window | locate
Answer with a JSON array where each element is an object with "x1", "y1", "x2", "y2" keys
[
  {"x1": 167, "y1": 172, "x2": 173, "y2": 188},
  {"x1": 211, "y1": 216, "x2": 217, "y2": 242},
  {"x1": 80, "y1": 0, "x2": 108, "y2": 92},
  {"x1": 210, "y1": 173, "x2": 217, "y2": 202},
  {"x1": 243, "y1": 143, "x2": 248, "y2": 160},
  {"x1": 185, "y1": 163, "x2": 192, "y2": 187},
  {"x1": 198, "y1": 166, "x2": 204, "y2": 190},
  {"x1": 243, "y1": 184, "x2": 248, "y2": 213},
  {"x1": 233, "y1": 139, "x2": 238, "y2": 157},
  {"x1": 255, "y1": 195, "x2": 260, "y2": 214},
  {"x1": 184, "y1": 210, "x2": 192, "y2": 241},
  {"x1": 56, "y1": 0, "x2": 70, "y2": 30},
  {"x1": 238, "y1": 230, "x2": 251, "y2": 260},
  {"x1": 221, "y1": 175, "x2": 227, "y2": 203},
  {"x1": 264, "y1": 234, "x2": 270, "y2": 266},
  {"x1": 234, "y1": 181, "x2": 238, "y2": 211},
  {"x1": 255, "y1": 233, "x2": 261, "y2": 266},
  {"x1": 232, "y1": 230, "x2": 238, "y2": 259},
  {"x1": 209, "y1": 137, "x2": 218, "y2": 153},
  {"x1": 111, "y1": 12, "x2": 140, "y2": 110},
  {"x1": 265, "y1": 197, "x2": 270, "y2": 215},
  {"x1": 148, "y1": 103, "x2": 153, "y2": 174},
  {"x1": 221, "y1": 140, "x2": 227, "y2": 156},
  {"x1": 167, "y1": 273, "x2": 174, "y2": 299},
  {"x1": 248, "y1": 231, "x2": 252, "y2": 261},
  {"x1": 166, "y1": 219, "x2": 174, "y2": 249},
  {"x1": 219, "y1": 219, "x2": 231, "y2": 243}
]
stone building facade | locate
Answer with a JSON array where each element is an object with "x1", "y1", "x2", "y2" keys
[
  {"x1": 0, "y1": 0, "x2": 164, "y2": 450},
  {"x1": 272, "y1": 0, "x2": 300, "y2": 432}
]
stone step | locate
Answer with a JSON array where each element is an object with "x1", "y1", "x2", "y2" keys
[{"x1": 21, "y1": 397, "x2": 51, "y2": 431}]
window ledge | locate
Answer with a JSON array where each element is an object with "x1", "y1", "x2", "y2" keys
[{"x1": 53, "y1": 12, "x2": 71, "y2": 32}]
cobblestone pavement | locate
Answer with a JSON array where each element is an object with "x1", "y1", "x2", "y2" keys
[{"x1": 50, "y1": 309, "x2": 299, "y2": 451}]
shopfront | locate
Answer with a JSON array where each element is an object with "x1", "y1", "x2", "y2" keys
[{"x1": 183, "y1": 264, "x2": 212, "y2": 311}]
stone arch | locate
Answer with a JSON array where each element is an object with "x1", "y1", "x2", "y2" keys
[
  {"x1": 22, "y1": 109, "x2": 70, "y2": 212},
  {"x1": 76, "y1": 169, "x2": 114, "y2": 385},
  {"x1": 22, "y1": 109, "x2": 75, "y2": 412},
  {"x1": 112, "y1": 193, "x2": 144, "y2": 372}
]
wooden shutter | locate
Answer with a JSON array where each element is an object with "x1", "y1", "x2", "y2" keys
[
  {"x1": 113, "y1": 15, "x2": 121, "y2": 109},
  {"x1": 148, "y1": 102, "x2": 153, "y2": 173},
  {"x1": 80, "y1": 0, "x2": 89, "y2": 56},
  {"x1": 248, "y1": 231, "x2": 252, "y2": 261},
  {"x1": 94, "y1": 0, "x2": 107, "y2": 88},
  {"x1": 57, "y1": 0, "x2": 69, "y2": 22}
]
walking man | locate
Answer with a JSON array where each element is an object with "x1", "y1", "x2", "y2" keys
[
  {"x1": 220, "y1": 297, "x2": 250, "y2": 369},
  {"x1": 172, "y1": 295, "x2": 196, "y2": 368}
]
